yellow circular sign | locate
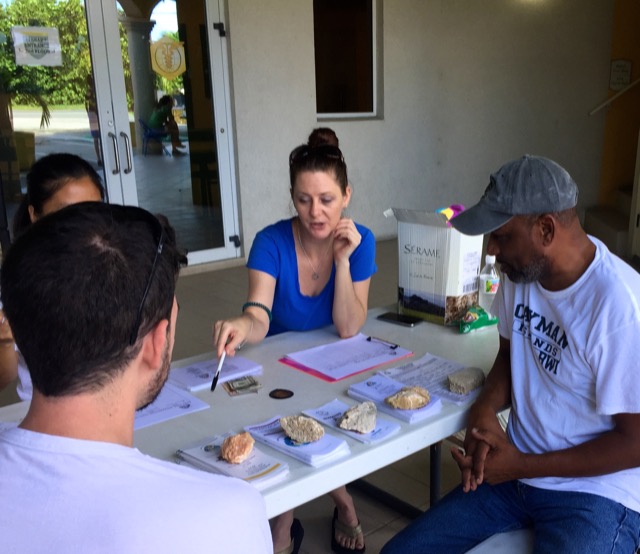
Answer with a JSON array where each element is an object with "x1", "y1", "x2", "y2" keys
[{"x1": 150, "y1": 36, "x2": 186, "y2": 80}]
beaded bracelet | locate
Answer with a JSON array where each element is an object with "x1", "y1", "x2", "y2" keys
[{"x1": 242, "y1": 301, "x2": 272, "y2": 322}]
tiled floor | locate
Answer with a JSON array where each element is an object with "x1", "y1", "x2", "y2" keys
[{"x1": 174, "y1": 239, "x2": 462, "y2": 553}]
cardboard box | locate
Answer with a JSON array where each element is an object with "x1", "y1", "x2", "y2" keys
[{"x1": 386, "y1": 208, "x2": 483, "y2": 325}]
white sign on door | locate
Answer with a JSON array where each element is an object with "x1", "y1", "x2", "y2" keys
[{"x1": 11, "y1": 26, "x2": 62, "y2": 67}]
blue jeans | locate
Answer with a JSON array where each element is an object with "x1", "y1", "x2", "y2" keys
[{"x1": 381, "y1": 481, "x2": 640, "y2": 554}]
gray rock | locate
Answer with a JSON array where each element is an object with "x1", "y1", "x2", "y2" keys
[{"x1": 338, "y1": 401, "x2": 377, "y2": 434}]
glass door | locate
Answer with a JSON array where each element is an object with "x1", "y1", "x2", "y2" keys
[
  {"x1": 0, "y1": 0, "x2": 106, "y2": 246},
  {"x1": 0, "y1": 0, "x2": 240, "y2": 265}
]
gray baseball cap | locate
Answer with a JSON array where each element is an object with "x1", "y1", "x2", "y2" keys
[{"x1": 450, "y1": 155, "x2": 579, "y2": 236}]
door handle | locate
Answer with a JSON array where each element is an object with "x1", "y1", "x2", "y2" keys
[
  {"x1": 120, "y1": 131, "x2": 133, "y2": 174},
  {"x1": 108, "y1": 132, "x2": 120, "y2": 175}
]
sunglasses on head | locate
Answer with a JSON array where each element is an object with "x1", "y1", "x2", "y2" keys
[{"x1": 128, "y1": 212, "x2": 166, "y2": 346}]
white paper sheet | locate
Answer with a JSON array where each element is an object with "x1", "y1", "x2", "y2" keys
[
  {"x1": 134, "y1": 382, "x2": 209, "y2": 430},
  {"x1": 245, "y1": 415, "x2": 350, "y2": 467},
  {"x1": 176, "y1": 433, "x2": 289, "y2": 490},
  {"x1": 168, "y1": 356, "x2": 262, "y2": 392},
  {"x1": 348, "y1": 374, "x2": 442, "y2": 423},
  {"x1": 281, "y1": 333, "x2": 412, "y2": 381},
  {"x1": 303, "y1": 399, "x2": 401, "y2": 444},
  {"x1": 380, "y1": 353, "x2": 483, "y2": 405}
]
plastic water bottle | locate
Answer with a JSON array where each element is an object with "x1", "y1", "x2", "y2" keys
[{"x1": 478, "y1": 255, "x2": 500, "y2": 316}]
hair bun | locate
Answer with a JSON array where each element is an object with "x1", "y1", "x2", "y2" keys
[{"x1": 307, "y1": 127, "x2": 339, "y2": 148}]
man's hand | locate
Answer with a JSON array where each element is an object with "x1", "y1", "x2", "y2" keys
[
  {"x1": 468, "y1": 427, "x2": 525, "y2": 485},
  {"x1": 452, "y1": 335, "x2": 513, "y2": 491},
  {"x1": 451, "y1": 439, "x2": 491, "y2": 492}
]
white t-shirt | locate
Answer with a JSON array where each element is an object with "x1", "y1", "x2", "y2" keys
[
  {"x1": 495, "y1": 237, "x2": 640, "y2": 513},
  {"x1": 0, "y1": 427, "x2": 272, "y2": 553}
]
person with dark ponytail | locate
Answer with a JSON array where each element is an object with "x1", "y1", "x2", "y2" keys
[
  {"x1": 0, "y1": 153, "x2": 104, "y2": 398},
  {"x1": 214, "y1": 128, "x2": 374, "y2": 554}
]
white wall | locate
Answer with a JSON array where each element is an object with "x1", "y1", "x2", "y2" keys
[{"x1": 227, "y1": 0, "x2": 613, "y2": 252}]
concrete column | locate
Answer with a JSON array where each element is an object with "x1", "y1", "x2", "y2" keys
[{"x1": 119, "y1": 16, "x2": 156, "y2": 152}]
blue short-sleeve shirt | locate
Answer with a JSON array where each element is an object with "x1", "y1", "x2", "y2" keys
[{"x1": 247, "y1": 219, "x2": 377, "y2": 336}]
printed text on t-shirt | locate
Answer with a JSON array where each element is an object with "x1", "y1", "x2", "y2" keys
[{"x1": 512, "y1": 303, "x2": 569, "y2": 375}]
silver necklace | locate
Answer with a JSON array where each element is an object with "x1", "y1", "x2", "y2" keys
[{"x1": 296, "y1": 220, "x2": 332, "y2": 280}]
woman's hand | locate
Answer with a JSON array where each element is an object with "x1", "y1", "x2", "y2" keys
[
  {"x1": 332, "y1": 218, "x2": 361, "y2": 264},
  {"x1": 213, "y1": 316, "x2": 253, "y2": 358}
]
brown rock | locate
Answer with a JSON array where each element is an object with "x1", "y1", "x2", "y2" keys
[
  {"x1": 220, "y1": 431, "x2": 255, "y2": 464},
  {"x1": 385, "y1": 386, "x2": 431, "y2": 410},
  {"x1": 280, "y1": 415, "x2": 324, "y2": 444},
  {"x1": 447, "y1": 367, "x2": 485, "y2": 395},
  {"x1": 339, "y1": 401, "x2": 377, "y2": 434}
]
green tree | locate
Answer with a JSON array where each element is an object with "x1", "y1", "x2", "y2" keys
[
  {"x1": 0, "y1": 0, "x2": 90, "y2": 108},
  {"x1": 0, "y1": 0, "x2": 132, "y2": 110}
]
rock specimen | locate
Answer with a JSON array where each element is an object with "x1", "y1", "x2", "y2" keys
[
  {"x1": 447, "y1": 367, "x2": 485, "y2": 395},
  {"x1": 280, "y1": 415, "x2": 324, "y2": 444},
  {"x1": 385, "y1": 386, "x2": 431, "y2": 410},
  {"x1": 220, "y1": 431, "x2": 254, "y2": 464},
  {"x1": 338, "y1": 401, "x2": 377, "y2": 434}
]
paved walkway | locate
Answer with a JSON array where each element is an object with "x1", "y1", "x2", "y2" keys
[{"x1": 9, "y1": 109, "x2": 223, "y2": 256}]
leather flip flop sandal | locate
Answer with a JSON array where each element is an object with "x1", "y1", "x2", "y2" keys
[{"x1": 331, "y1": 507, "x2": 366, "y2": 553}]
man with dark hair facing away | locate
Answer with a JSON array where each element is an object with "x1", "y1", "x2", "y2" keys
[{"x1": 0, "y1": 202, "x2": 272, "y2": 552}]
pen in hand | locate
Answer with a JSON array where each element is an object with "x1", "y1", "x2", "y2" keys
[{"x1": 211, "y1": 350, "x2": 226, "y2": 392}]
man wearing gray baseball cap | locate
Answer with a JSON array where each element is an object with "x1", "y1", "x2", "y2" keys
[{"x1": 383, "y1": 155, "x2": 640, "y2": 553}]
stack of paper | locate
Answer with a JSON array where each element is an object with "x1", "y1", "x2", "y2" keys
[
  {"x1": 245, "y1": 416, "x2": 350, "y2": 467},
  {"x1": 176, "y1": 433, "x2": 289, "y2": 491},
  {"x1": 168, "y1": 356, "x2": 263, "y2": 392},
  {"x1": 348, "y1": 373, "x2": 442, "y2": 424},
  {"x1": 380, "y1": 353, "x2": 483, "y2": 406},
  {"x1": 279, "y1": 333, "x2": 413, "y2": 382},
  {"x1": 134, "y1": 383, "x2": 209, "y2": 430},
  {"x1": 303, "y1": 399, "x2": 401, "y2": 444}
]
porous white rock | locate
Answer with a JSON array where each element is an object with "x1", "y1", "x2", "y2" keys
[
  {"x1": 338, "y1": 401, "x2": 377, "y2": 434},
  {"x1": 385, "y1": 386, "x2": 431, "y2": 410},
  {"x1": 280, "y1": 415, "x2": 324, "y2": 444}
]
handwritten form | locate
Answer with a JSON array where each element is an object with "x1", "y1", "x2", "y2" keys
[
  {"x1": 380, "y1": 353, "x2": 482, "y2": 405},
  {"x1": 280, "y1": 333, "x2": 413, "y2": 382}
]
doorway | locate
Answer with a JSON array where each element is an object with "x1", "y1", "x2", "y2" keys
[{"x1": 0, "y1": 0, "x2": 239, "y2": 264}]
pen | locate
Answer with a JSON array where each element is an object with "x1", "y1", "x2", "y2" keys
[
  {"x1": 367, "y1": 336, "x2": 399, "y2": 350},
  {"x1": 211, "y1": 350, "x2": 226, "y2": 391}
]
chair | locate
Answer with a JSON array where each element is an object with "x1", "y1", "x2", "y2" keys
[
  {"x1": 466, "y1": 529, "x2": 534, "y2": 553},
  {"x1": 139, "y1": 118, "x2": 171, "y2": 157}
]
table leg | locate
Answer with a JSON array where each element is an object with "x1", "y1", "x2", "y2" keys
[
  {"x1": 351, "y1": 440, "x2": 443, "y2": 518},
  {"x1": 429, "y1": 442, "x2": 441, "y2": 506}
]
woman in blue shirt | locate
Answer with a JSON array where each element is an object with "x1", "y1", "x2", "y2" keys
[{"x1": 215, "y1": 128, "x2": 376, "y2": 554}]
